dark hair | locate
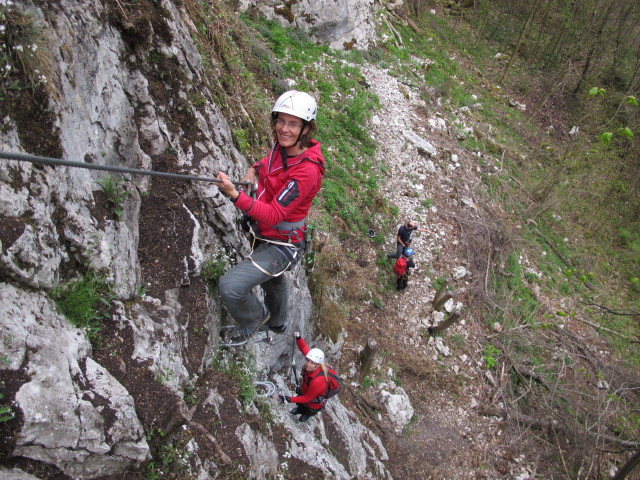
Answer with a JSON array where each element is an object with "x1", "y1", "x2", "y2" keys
[{"x1": 271, "y1": 112, "x2": 317, "y2": 148}]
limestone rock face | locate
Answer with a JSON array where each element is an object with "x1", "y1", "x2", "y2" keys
[
  {"x1": 0, "y1": 284, "x2": 149, "y2": 478},
  {"x1": 237, "y1": 0, "x2": 377, "y2": 49},
  {"x1": 232, "y1": 398, "x2": 391, "y2": 479}
]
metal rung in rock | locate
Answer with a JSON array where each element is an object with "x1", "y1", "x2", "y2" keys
[{"x1": 219, "y1": 325, "x2": 273, "y2": 347}]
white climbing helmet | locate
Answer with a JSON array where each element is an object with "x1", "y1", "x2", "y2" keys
[
  {"x1": 272, "y1": 90, "x2": 317, "y2": 121},
  {"x1": 306, "y1": 348, "x2": 325, "y2": 364}
]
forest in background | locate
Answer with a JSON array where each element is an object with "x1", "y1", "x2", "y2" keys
[{"x1": 457, "y1": 0, "x2": 640, "y2": 302}]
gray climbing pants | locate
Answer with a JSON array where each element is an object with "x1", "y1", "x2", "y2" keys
[{"x1": 219, "y1": 242, "x2": 299, "y2": 330}]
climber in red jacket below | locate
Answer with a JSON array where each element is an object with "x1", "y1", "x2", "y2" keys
[
  {"x1": 275, "y1": 332, "x2": 340, "y2": 423},
  {"x1": 216, "y1": 91, "x2": 325, "y2": 344}
]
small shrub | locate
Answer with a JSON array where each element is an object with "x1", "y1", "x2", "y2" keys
[
  {"x1": 201, "y1": 256, "x2": 228, "y2": 288},
  {"x1": 213, "y1": 350, "x2": 257, "y2": 409},
  {"x1": 0, "y1": 3, "x2": 55, "y2": 99},
  {"x1": 96, "y1": 175, "x2": 130, "y2": 221},
  {"x1": 483, "y1": 344, "x2": 501, "y2": 369},
  {"x1": 232, "y1": 128, "x2": 251, "y2": 154},
  {"x1": 402, "y1": 414, "x2": 418, "y2": 436},
  {"x1": 361, "y1": 375, "x2": 380, "y2": 389},
  {"x1": 432, "y1": 276, "x2": 447, "y2": 291}
]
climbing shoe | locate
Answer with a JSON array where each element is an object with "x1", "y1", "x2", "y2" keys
[
  {"x1": 267, "y1": 322, "x2": 288, "y2": 334},
  {"x1": 225, "y1": 305, "x2": 271, "y2": 345},
  {"x1": 298, "y1": 414, "x2": 312, "y2": 423},
  {"x1": 289, "y1": 407, "x2": 300, "y2": 415}
]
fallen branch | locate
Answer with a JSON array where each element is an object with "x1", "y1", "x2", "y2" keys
[
  {"x1": 580, "y1": 301, "x2": 640, "y2": 317},
  {"x1": 574, "y1": 317, "x2": 633, "y2": 340}
]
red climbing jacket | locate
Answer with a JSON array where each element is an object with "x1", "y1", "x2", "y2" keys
[{"x1": 232, "y1": 141, "x2": 325, "y2": 244}]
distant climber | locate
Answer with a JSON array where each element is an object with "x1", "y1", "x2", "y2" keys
[
  {"x1": 394, "y1": 248, "x2": 415, "y2": 290},
  {"x1": 215, "y1": 91, "x2": 325, "y2": 344},
  {"x1": 386, "y1": 220, "x2": 433, "y2": 259},
  {"x1": 275, "y1": 332, "x2": 341, "y2": 423}
]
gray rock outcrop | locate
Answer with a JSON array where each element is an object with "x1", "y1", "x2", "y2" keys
[
  {"x1": 237, "y1": 0, "x2": 377, "y2": 49},
  {"x1": 0, "y1": 284, "x2": 149, "y2": 477}
]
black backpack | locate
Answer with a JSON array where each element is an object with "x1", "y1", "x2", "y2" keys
[{"x1": 310, "y1": 367, "x2": 341, "y2": 406}]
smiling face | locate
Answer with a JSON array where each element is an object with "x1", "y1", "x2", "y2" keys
[
  {"x1": 304, "y1": 358, "x2": 319, "y2": 372},
  {"x1": 275, "y1": 112, "x2": 309, "y2": 154}
]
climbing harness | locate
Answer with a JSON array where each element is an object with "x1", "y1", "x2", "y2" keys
[
  {"x1": 0, "y1": 151, "x2": 250, "y2": 187},
  {"x1": 245, "y1": 222, "x2": 304, "y2": 278}
]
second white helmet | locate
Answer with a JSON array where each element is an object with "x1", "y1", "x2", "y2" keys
[
  {"x1": 306, "y1": 348, "x2": 325, "y2": 364},
  {"x1": 272, "y1": 90, "x2": 317, "y2": 121}
]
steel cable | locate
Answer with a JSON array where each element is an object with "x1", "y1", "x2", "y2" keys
[{"x1": 0, "y1": 151, "x2": 249, "y2": 187}]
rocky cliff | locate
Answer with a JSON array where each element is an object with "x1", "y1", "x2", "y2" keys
[{"x1": 0, "y1": 0, "x2": 399, "y2": 478}]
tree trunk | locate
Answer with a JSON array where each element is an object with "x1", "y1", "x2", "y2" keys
[
  {"x1": 428, "y1": 313, "x2": 462, "y2": 335},
  {"x1": 432, "y1": 280, "x2": 451, "y2": 312},
  {"x1": 612, "y1": 449, "x2": 640, "y2": 480},
  {"x1": 499, "y1": 0, "x2": 542, "y2": 83},
  {"x1": 358, "y1": 338, "x2": 378, "y2": 380},
  {"x1": 573, "y1": 1, "x2": 614, "y2": 94}
]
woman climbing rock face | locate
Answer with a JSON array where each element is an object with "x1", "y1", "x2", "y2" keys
[
  {"x1": 275, "y1": 333, "x2": 340, "y2": 423},
  {"x1": 215, "y1": 91, "x2": 325, "y2": 345}
]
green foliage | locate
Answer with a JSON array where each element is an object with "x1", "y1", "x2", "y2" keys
[
  {"x1": 96, "y1": 175, "x2": 130, "y2": 221},
  {"x1": 402, "y1": 413, "x2": 418, "y2": 436},
  {"x1": 201, "y1": 255, "x2": 228, "y2": 289},
  {"x1": 188, "y1": 4, "x2": 274, "y2": 159},
  {"x1": 0, "y1": 393, "x2": 14, "y2": 423},
  {"x1": 213, "y1": 351, "x2": 257, "y2": 408},
  {"x1": 483, "y1": 344, "x2": 501, "y2": 370},
  {"x1": 361, "y1": 375, "x2": 380, "y2": 389},
  {"x1": 154, "y1": 367, "x2": 174, "y2": 385},
  {"x1": 588, "y1": 87, "x2": 606, "y2": 97},
  {"x1": 432, "y1": 276, "x2": 447, "y2": 291},
  {"x1": 598, "y1": 132, "x2": 614, "y2": 144},
  {"x1": 491, "y1": 251, "x2": 540, "y2": 326},
  {"x1": 145, "y1": 428, "x2": 193, "y2": 480},
  {"x1": 232, "y1": 128, "x2": 251, "y2": 154},
  {"x1": 50, "y1": 272, "x2": 115, "y2": 348}
]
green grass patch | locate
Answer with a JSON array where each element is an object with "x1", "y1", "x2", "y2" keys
[{"x1": 50, "y1": 272, "x2": 115, "y2": 348}]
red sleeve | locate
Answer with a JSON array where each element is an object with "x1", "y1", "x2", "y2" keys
[
  {"x1": 296, "y1": 337, "x2": 310, "y2": 357},
  {"x1": 234, "y1": 163, "x2": 321, "y2": 225}
]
